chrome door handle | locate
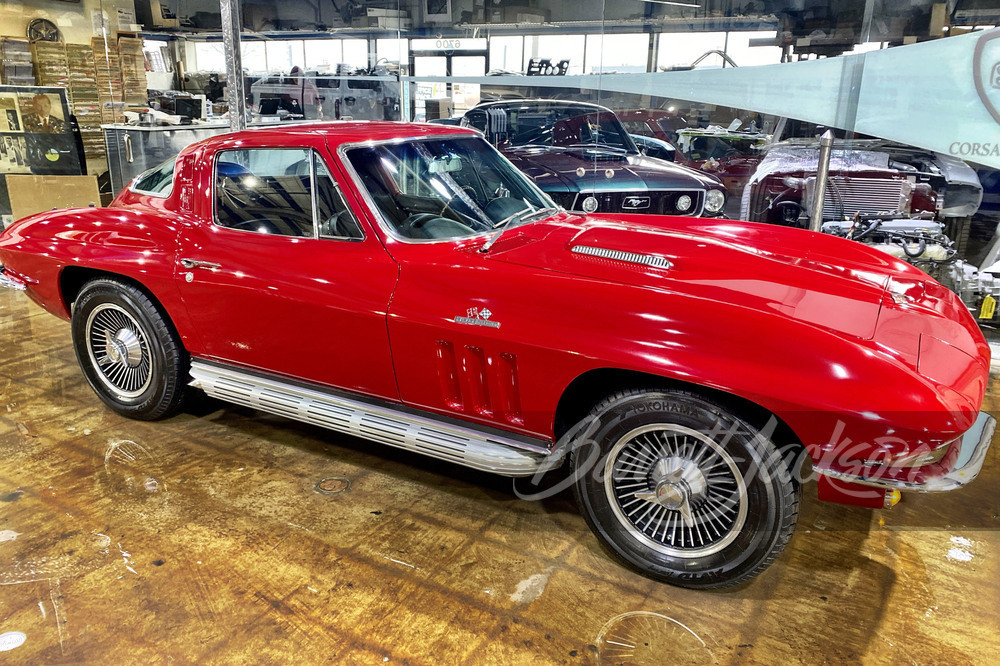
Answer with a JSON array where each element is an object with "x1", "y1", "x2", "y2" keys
[
  {"x1": 180, "y1": 258, "x2": 222, "y2": 270},
  {"x1": 123, "y1": 133, "x2": 133, "y2": 163}
]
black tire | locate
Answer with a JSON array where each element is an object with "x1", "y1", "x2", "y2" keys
[
  {"x1": 70, "y1": 278, "x2": 188, "y2": 420},
  {"x1": 571, "y1": 389, "x2": 798, "y2": 589}
]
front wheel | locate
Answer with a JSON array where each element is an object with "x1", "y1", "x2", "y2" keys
[
  {"x1": 571, "y1": 389, "x2": 798, "y2": 589},
  {"x1": 71, "y1": 278, "x2": 188, "y2": 420}
]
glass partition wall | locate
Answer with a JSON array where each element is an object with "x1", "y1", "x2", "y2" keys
[{"x1": 0, "y1": 1, "x2": 998, "y2": 229}]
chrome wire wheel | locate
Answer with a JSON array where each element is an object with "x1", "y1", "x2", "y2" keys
[
  {"x1": 85, "y1": 303, "x2": 153, "y2": 400},
  {"x1": 604, "y1": 424, "x2": 748, "y2": 558}
]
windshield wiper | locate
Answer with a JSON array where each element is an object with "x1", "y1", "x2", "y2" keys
[{"x1": 480, "y1": 200, "x2": 557, "y2": 253}]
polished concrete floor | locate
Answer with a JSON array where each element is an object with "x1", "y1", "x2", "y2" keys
[{"x1": 1, "y1": 286, "x2": 998, "y2": 664}]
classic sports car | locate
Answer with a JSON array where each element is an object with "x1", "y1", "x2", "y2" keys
[
  {"x1": 460, "y1": 100, "x2": 728, "y2": 218},
  {"x1": 619, "y1": 108, "x2": 768, "y2": 200},
  {"x1": 672, "y1": 125, "x2": 769, "y2": 198},
  {"x1": 0, "y1": 122, "x2": 994, "y2": 589}
]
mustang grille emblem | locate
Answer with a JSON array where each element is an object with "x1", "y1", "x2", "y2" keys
[{"x1": 622, "y1": 196, "x2": 651, "y2": 210}]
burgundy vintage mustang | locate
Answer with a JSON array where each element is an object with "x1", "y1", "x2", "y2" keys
[{"x1": 0, "y1": 122, "x2": 993, "y2": 589}]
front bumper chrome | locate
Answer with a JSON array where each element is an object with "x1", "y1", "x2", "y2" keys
[
  {"x1": 818, "y1": 411, "x2": 996, "y2": 493},
  {"x1": 0, "y1": 267, "x2": 26, "y2": 291}
]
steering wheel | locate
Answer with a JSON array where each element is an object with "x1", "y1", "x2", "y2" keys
[
  {"x1": 484, "y1": 197, "x2": 528, "y2": 225},
  {"x1": 229, "y1": 216, "x2": 307, "y2": 236},
  {"x1": 400, "y1": 213, "x2": 476, "y2": 239},
  {"x1": 439, "y1": 186, "x2": 479, "y2": 217},
  {"x1": 400, "y1": 213, "x2": 445, "y2": 238}
]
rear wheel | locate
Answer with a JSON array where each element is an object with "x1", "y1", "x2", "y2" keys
[
  {"x1": 571, "y1": 389, "x2": 798, "y2": 589},
  {"x1": 71, "y1": 278, "x2": 188, "y2": 420}
]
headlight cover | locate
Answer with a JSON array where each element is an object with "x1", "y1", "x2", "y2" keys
[
  {"x1": 675, "y1": 194, "x2": 693, "y2": 213},
  {"x1": 705, "y1": 189, "x2": 726, "y2": 214}
]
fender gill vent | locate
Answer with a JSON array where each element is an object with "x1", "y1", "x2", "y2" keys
[{"x1": 571, "y1": 245, "x2": 672, "y2": 269}]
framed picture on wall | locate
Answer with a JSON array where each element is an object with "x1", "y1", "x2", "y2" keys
[{"x1": 0, "y1": 86, "x2": 83, "y2": 176}]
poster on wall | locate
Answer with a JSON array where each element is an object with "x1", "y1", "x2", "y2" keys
[
  {"x1": 0, "y1": 94, "x2": 21, "y2": 132},
  {"x1": 0, "y1": 85, "x2": 83, "y2": 229},
  {"x1": 0, "y1": 86, "x2": 81, "y2": 176}
]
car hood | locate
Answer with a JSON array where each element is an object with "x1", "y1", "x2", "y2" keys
[
  {"x1": 502, "y1": 145, "x2": 722, "y2": 193},
  {"x1": 486, "y1": 214, "x2": 905, "y2": 340}
]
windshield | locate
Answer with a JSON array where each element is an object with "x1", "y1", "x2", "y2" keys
[
  {"x1": 677, "y1": 133, "x2": 764, "y2": 160},
  {"x1": 345, "y1": 136, "x2": 556, "y2": 241},
  {"x1": 468, "y1": 103, "x2": 636, "y2": 152}
]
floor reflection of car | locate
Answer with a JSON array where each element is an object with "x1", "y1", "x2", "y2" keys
[{"x1": 461, "y1": 100, "x2": 727, "y2": 217}]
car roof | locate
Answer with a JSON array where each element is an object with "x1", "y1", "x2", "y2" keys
[{"x1": 186, "y1": 121, "x2": 479, "y2": 154}]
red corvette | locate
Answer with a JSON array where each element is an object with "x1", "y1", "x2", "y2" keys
[{"x1": 0, "y1": 122, "x2": 994, "y2": 589}]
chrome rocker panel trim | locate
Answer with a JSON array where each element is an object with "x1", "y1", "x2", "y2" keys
[
  {"x1": 0, "y1": 267, "x2": 27, "y2": 291},
  {"x1": 816, "y1": 411, "x2": 996, "y2": 493},
  {"x1": 188, "y1": 360, "x2": 552, "y2": 477}
]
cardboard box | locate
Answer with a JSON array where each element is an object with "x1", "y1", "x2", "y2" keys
[
  {"x1": 2, "y1": 175, "x2": 100, "y2": 225},
  {"x1": 424, "y1": 98, "x2": 453, "y2": 121},
  {"x1": 366, "y1": 8, "x2": 408, "y2": 18},
  {"x1": 504, "y1": 6, "x2": 550, "y2": 22},
  {"x1": 352, "y1": 17, "x2": 413, "y2": 29}
]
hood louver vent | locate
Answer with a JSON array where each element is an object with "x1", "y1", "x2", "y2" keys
[{"x1": 571, "y1": 244, "x2": 672, "y2": 269}]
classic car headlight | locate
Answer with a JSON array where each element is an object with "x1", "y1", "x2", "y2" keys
[
  {"x1": 705, "y1": 189, "x2": 726, "y2": 214},
  {"x1": 676, "y1": 195, "x2": 693, "y2": 213},
  {"x1": 582, "y1": 196, "x2": 599, "y2": 213}
]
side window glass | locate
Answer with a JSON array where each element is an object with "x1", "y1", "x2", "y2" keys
[
  {"x1": 315, "y1": 159, "x2": 364, "y2": 240},
  {"x1": 133, "y1": 157, "x2": 175, "y2": 196},
  {"x1": 215, "y1": 148, "x2": 315, "y2": 237}
]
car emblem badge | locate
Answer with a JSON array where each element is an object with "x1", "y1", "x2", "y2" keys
[
  {"x1": 455, "y1": 307, "x2": 500, "y2": 329},
  {"x1": 974, "y1": 29, "x2": 1000, "y2": 126},
  {"x1": 623, "y1": 196, "x2": 651, "y2": 210}
]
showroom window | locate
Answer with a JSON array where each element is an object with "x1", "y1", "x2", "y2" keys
[
  {"x1": 722, "y1": 32, "x2": 783, "y2": 67},
  {"x1": 192, "y1": 42, "x2": 226, "y2": 72},
  {"x1": 264, "y1": 41, "x2": 305, "y2": 74},
  {"x1": 657, "y1": 32, "x2": 728, "y2": 70},
  {"x1": 341, "y1": 39, "x2": 370, "y2": 69},
  {"x1": 376, "y1": 38, "x2": 408, "y2": 67},
  {"x1": 489, "y1": 36, "x2": 524, "y2": 73},
  {"x1": 240, "y1": 42, "x2": 268, "y2": 74},
  {"x1": 585, "y1": 33, "x2": 650, "y2": 74},
  {"x1": 524, "y1": 35, "x2": 586, "y2": 75},
  {"x1": 304, "y1": 40, "x2": 343, "y2": 72}
]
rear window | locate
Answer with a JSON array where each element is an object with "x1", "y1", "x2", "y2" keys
[{"x1": 132, "y1": 158, "x2": 176, "y2": 196}]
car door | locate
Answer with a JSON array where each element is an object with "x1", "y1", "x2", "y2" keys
[{"x1": 175, "y1": 137, "x2": 400, "y2": 400}]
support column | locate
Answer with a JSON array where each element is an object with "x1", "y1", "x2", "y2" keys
[
  {"x1": 809, "y1": 130, "x2": 835, "y2": 233},
  {"x1": 220, "y1": 0, "x2": 246, "y2": 131}
]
